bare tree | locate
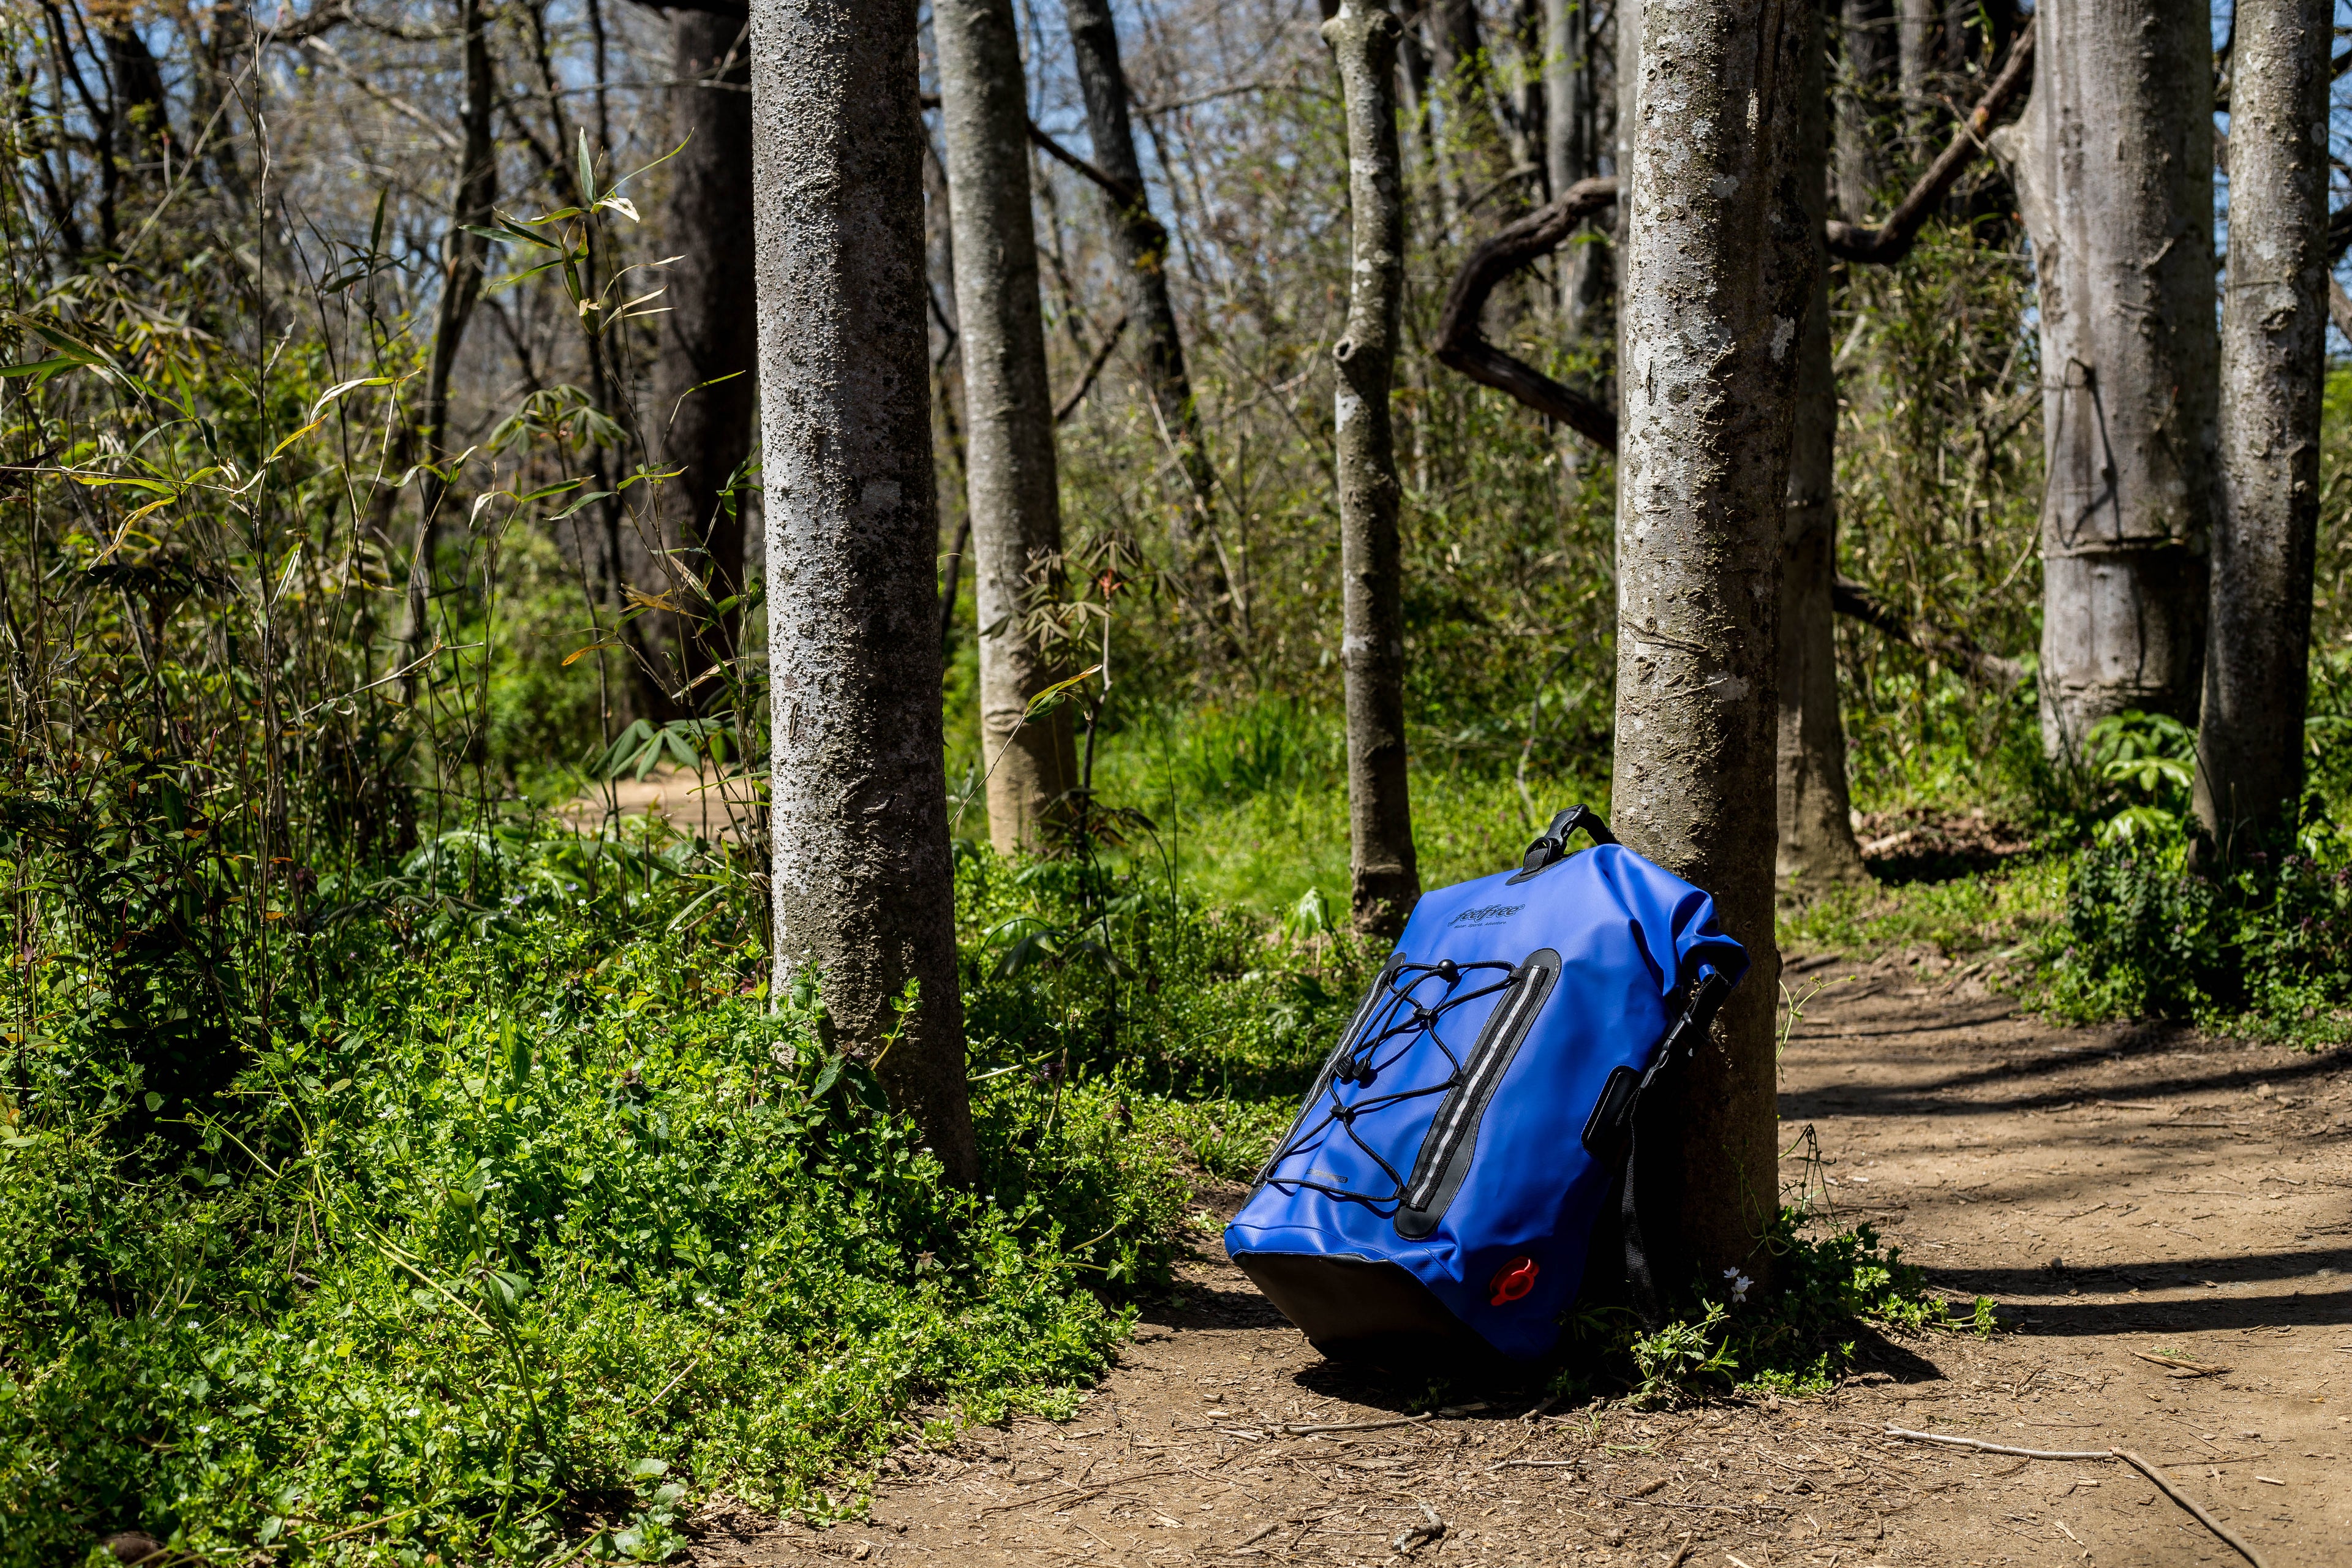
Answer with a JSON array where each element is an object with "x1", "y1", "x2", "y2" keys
[
  {"x1": 1543, "y1": 0, "x2": 1610, "y2": 331},
  {"x1": 1782, "y1": 6, "x2": 1868, "y2": 888},
  {"x1": 1990, "y1": 2, "x2": 2218, "y2": 755},
  {"x1": 1896, "y1": 0, "x2": 1942, "y2": 156},
  {"x1": 1061, "y1": 0, "x2": 1234, "y2": 647},
  {"x1": 402, "y1": 0, "x2": 500, "y2": 690},
  {"x1": 2195, "y1": 0, "x2": 2332, "y2": 849},
  {"x1": 935, "y1": 0, "x2": 1078, "y2": 854},
  {"x1": 1833, "y1": 0, "x2": 1898, "y2": 219},
  {"x1": 1425, "y1": 0, "x2": 1529, "y2": 206},
  {"x1": 1325, "y1": 1, "x2": 1419, "y2": 938},
  {"x1": 648, "y1": 5, "x2": 758, "y2": 704},
  {"x1": 1613, "y1": 0, "x2": 1813, "y2": 1286},
  {"x1": 750, "y1": 0, "x2": 976, "y2": 1184}
]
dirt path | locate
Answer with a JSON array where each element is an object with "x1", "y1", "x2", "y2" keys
[{"x1": 691, "y1": 954, "x2": 2352, "y2": 1568}]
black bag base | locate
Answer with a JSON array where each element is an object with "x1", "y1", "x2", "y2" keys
[{"x1": 1232, "y1": 1252, "x2": 1510, "y2": 1373}]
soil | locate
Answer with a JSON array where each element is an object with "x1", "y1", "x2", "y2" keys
[
  {"x1": 689, "y1": 952, "x2": 2352, "y2": 1568},
  {"x1": 560, "y1": 767, "x2": 753, "y2": 841}
]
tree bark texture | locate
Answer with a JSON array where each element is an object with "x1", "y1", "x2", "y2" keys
[
  {"x1": 750, "y1": 0, "x2": 976, "y2": 1185},
  {"x1": 2195, "y1": 0, "x2": 2331, "y2": 846},
  {"x1": 1614, "y1": 0, "x2": 1813, "y2": 1288},
  {"x1": 1062, "y1": 0, "x2": 1233, "y2": 643},
  {"x1": 934, "y1": 0, "x2": 1078, "y2": 854},
  {"x1": 1780, "y1": 7, "x2": 1868, "y2": 889},
  {"x1": 649, "y1": 8, "x2": 758, "y2": 704},
  {"x1": 1326, "y1": 2, "x2": 1420, "y2": 939},
  {"x1": 1990, "y1": 0, "x2": 2218, "y2": 755},
  {"x1": 1833, "y1": 0, "x2": 1897, "y2": 220}
]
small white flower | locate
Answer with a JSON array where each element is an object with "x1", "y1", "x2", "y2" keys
[{"x1": 1723, "y1": 1267, "x2": 1754, "y2": 1304}]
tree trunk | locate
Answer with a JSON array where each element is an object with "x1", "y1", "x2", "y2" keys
[
  {"x1": 1062, "y1": 0, "x2": 1235, "y2": 647},
  {"x1": 1781, "y1": 6, "x2": 1868, "y2": 889},
  {"x1": 1544, "y1": 0, "x2": 1588, "y2": 195},
  {"x1": 1989, "y1": 1, "x2": 2218, "y2": 755},
  {"x1": 1896, "y1": 0, "x2": 1942, "y2": 158},
  {"x1": 2195, "y1": 0, "x2": 2330, "y2": 848},
  {"x1": 1325, "y1": 2, "x2": 1420, "y2": 939},
  {"x1": 750, "y1": 0, "x2": 977, "y2": 1185},
  {"x1": 1426, "y1": 0, "x2": 1522, "y2": 202},
  {"x1": 650, "y1": 8, "x2": 758, "y2": 706},
  {"x1": 402, "y1": 0, "x2": 499, "y2": 692},
  {"x1": 1834, "y1": 0, "x2": 1898, "y2": 220},
  {"x1": 1614, "y1": 0, "x2": 1812, "y2": 1288},
  {"x1": 934, "y1": 0, "x2": 1078, "y2": 854},
  {"x1": 1506, "y1": 0, "x2": 1546, "y2": 190},
  {"x1": 1545, "y1": 0, "x2": 1611, "y2": 333}
]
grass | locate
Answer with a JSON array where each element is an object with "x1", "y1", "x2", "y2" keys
[{"x1": 1781, "y1": 854, "x2": 2067, "y2": 962}]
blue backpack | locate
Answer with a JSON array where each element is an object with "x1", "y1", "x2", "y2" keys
[{"x1": 1224, "y1": 807, "x2": 1747, "y2": 1364}]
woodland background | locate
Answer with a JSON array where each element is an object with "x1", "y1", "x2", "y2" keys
[{"x1": 4, "y1": 1, "x2": 2352, "y2": 1564}]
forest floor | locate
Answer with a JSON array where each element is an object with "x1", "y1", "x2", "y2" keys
[{"x1": 687, "y1": 952, "x2": 2352, "y2": 1568}]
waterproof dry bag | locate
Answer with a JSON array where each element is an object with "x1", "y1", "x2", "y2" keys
[{"x1": 1223, "y1": 807, "x2": 1747, "y2": 1363}]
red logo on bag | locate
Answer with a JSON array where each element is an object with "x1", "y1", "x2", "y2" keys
[{"x1": 1489, "y1": 1256, "x2": 1539, "y2": 1306}]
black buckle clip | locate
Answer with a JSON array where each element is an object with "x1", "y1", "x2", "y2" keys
[{"x1": 1508, "y1": 803, "x2": 1618, "y2": 883}]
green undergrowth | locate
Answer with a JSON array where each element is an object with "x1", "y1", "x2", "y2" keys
[
  {"x1": 1778, "y1": 854, "x2": 2065, "y2": 962},
  {"x1": 0, "y1": 827, "x2": 1204, "y2": 1567},
  {"x1": 2032, "y1": 820, "x2": 2352, "y2": 1047},
  {"x1": 986, "y1": 696, "x2": 1612, "y2": 921},
  {"x1": 1563, "y1": 1210, "x2": 1996, "y2": 1409}
]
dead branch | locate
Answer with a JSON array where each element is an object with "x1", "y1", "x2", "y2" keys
[
  {"x1": 1431, "y1": 175, "x2": 1619, "y2": 451},
  {"x1": 254, "y1": 1, "x2": 357, "y2": 44},
  {"x1": 1831, "y1": 576, "x2": 2025, "y2": 688},
  {"x1": 1826, "y1": 21, "x2": 2037, "y2": 266},
  {"x1": 1882, "y1": 1427, "x2": 2273, "y2": 1568},
  {"x1": 1055, "y1": 312, "x2": 1129, "y2": 423}
]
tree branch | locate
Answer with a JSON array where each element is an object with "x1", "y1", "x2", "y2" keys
[
  {"x1": 1431, "y1": 174, "x2": 1619, "y2": 450},
  {"x1": 295, "y1": 36, "x2": 462, "y2": 154},
  {"x1": 1055, "y1": 311, "x2": 1128, "y2": 423},
  {"x1": 1831, "y1": 576, "x2": 2024, "y2": 688},
  {"x1": 916, "y1": 92, "x2": 1135, "y2": 205},
  {"x1": 1825, "y1": 20, "x2": 2035, "y2": 266},
  {"x1": 254, "y1": 1, "x2": 356, "y2": 44},
  {"x1": 624, "y1": 0, "x2": 748, "y2": 16}
]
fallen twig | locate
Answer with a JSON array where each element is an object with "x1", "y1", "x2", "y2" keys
[
  {"x1": 1283, "y1": 1414, "x2": 1431, "y2": 1436},
  {"x1": 2113, "y1": 1449, "x2": 2271, "y2": 1568},
  {"x1": 2133, "y1": 1350, "x2": 2230, "y2": 1378},
  {"x1": 1391, "y1": 1501, "x2": 1445, "y2": 1555},
  {"x1": 1882, "y1": 1427, "x2": 2272, "y2": 1568}
]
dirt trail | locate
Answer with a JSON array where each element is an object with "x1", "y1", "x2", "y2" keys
[{"x1": 692, "y1": 954, "x2": 2352, "y2": 1568}]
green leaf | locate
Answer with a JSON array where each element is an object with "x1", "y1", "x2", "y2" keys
[
  {"x1": 630, "y1": 1457, "x2": 670, "y2": 1479},
  {"x1": 0, "y1": 355, "x2": 90, "y2": 385},
  {"x1": 809, "y1": 1055, "x2": 844, "y2": 1100}
]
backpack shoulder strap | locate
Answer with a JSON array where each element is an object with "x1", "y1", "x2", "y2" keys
[{"x1": 1619, "y1": 965, "x2": 1734, "y2": 1326}]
